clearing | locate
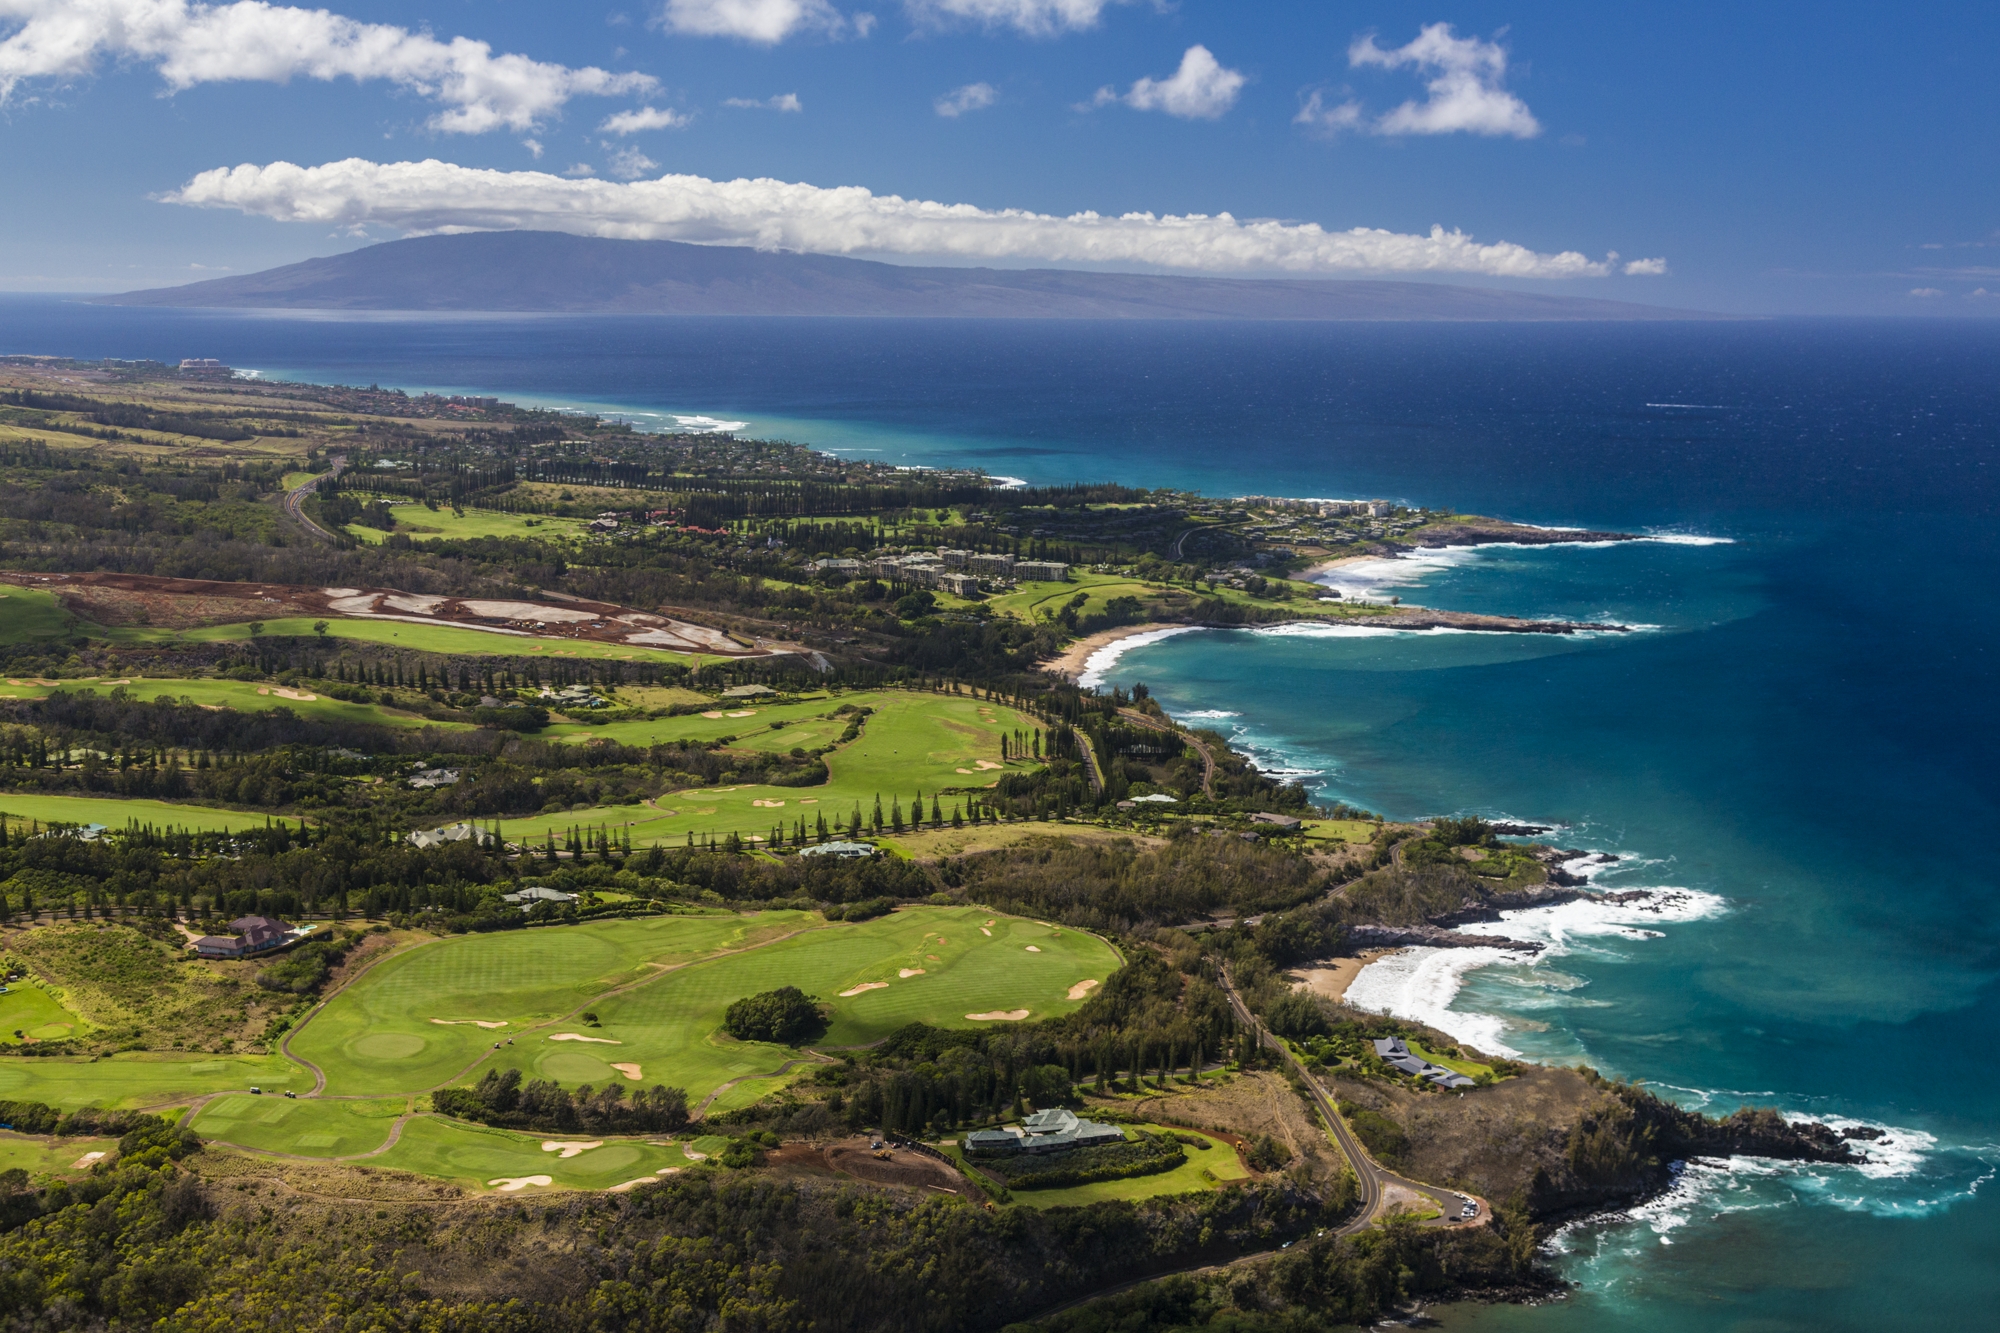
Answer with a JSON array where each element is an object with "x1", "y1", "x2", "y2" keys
[{"x1": 341, "y1": 508, "x2": 588, "y2": 546}]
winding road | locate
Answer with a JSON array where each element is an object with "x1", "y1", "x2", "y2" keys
[
  {"x1": 1119, "y1": 706, "x2": 1217, "y2": 798},
  {"x1": 281, "y1": 455, "x2": 345, "y2": 543}
]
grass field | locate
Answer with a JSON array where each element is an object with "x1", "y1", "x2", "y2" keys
[
  {"x1": 0, "y1": 676, "x2": 452, "y2": 730},
  {"x1": 290, "y1": 912, "x2": 812, "y2": 1096},
  {"x1": 373, "y1": 1114, "x2": 694, "y2": 1191},
  {"x1": 507, "y1": 690, "x2": 1040, "y2": 846},
  {"x1": 0, "y1": 1053, "x2": 306, "y2": 1110},
  {"x1": 0, "y1": 1131, "x2": 119, "y2": 1177},
  {"x1": 522, "y1": 908, "x2": 1119, "y2": 1106},
  {"x1": 0, "y1": 586, "x2": 85, "y2": 644},
  {"x1": 191, "y1": 1094, "x2": 406, "y2": 1157},
  {"x1": 0, "y1": 983, "x2": 86, "y2": 1043},
  {"x1": 1300, "y1": 819, "x2": 1378, "y2": 844},
  {"x1": 342, "y1": 508, "x2": 588, "y2": 546},
  {"x1": 991, "y1": 1123, "x2": 1251, "y2": 1208},
  {"x1": 0, "y1": 792, "x2": 286, "y2": 835},
  {"x1": 156, "y1": 617, "x2": 705, "y2": 663},
  {"x1": 540, "y1": 690, "x2": 850, "y2": 750}
]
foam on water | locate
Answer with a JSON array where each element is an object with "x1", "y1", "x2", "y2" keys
[
  {"x1": 1176, "y1": 709, "x2": 1240, "y2": 720},
  {"x1": 1076, "y1": 626, "x2": 1199, "y2": 688}
]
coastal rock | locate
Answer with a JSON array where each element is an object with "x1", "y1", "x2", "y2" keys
[
  {"x1": 1398, "y1": 523, "x2": 1641, "y2": 549},
  {"x1": 1343, "y1": 924, "x2": 1540, "y2": 953},
  {"x1": 1425, "y1": 885, "x2": 1651, "y2": 927}
]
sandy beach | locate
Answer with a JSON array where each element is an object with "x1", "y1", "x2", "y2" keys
[
  {"x1": 1292, "y1": 951, "x2": 1394, "y2": 1005},
  {"x1": 1041, "y1": 621, "x2": 1185, "y2": 682}
]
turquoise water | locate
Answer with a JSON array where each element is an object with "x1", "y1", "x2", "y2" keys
[{"x1": 2, "y1": 303, "x2": 1994, "y2": 1325}]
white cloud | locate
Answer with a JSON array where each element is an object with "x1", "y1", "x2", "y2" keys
[
  {"x1": 562, "y1": 162, "x2": 597, "y2": 178},
  {"x1": 1092, "y1": 45, "x2": 1243, "y2": 120},
  {"x1": 905, "y1": 0, "x2": 1121, "y2": 37},
  {"x1": 654, "y1": 0, "x2": 850, "y2": 43},
  {"x1": 0, "y1": 0, "x2": 657, "y2": 132},
  {"x1": 723, "y1": 92, "x2": 802, "y2": 110},
  {"x1": 165, "y1": 156, "x2": 1639, "y2": 279},
  {"x1": 1909, "y1": 287, "x2": 1944, "y2": 297},
  {"x1": 934, "y1": 81, "x2": 996, "y2": 117},
  {"x1": 1621, "y1": 257, "x2": 1667, "y2": 276},
  {"x1": 1346, "y1": 24, "x2": 1539, "y2": 138},
  {"x1": 522, "y1": 138, "x2": 544, "y2": 159},
  {"x1": 600, "y1": 105, "x2": 693, "y2": 133},
  {"x1": 606, "y1": 146, "x2": 659, "y2": 180},
  {"x1": 1293, "y1": 89, "x2": 1362, "y2": 135}
]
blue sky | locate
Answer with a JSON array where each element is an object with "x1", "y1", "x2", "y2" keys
[{"x1": 0, "y1": 1, "x2": 1994, "y2": 313}]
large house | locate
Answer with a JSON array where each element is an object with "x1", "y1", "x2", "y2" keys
[
  {"x1": 963, "y1": 1108, "x2": 1125, "y2": 1155},
  {"x1": 1373, "y1": 1036, "x2": 1476, "y2": 1090},
  {"x1": 189, "y1": 915, "x2": 304, "y2": 959}
]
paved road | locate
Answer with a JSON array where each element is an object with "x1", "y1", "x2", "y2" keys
[
  {"x1": 1218, "y1": 964, "x2": 1482, "y2": 1235},
  {"x1": 281, "y1": 455, "x2": 345, "y2": 543}
]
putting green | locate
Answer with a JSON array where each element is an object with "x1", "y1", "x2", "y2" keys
[
  {"x1": 291, "y1": 912, "x2": 812, "y2": 1096},
  {"x1": 190, "y1": 1094, "x2": 406, "y2": 1157},
  {"x1": 0, "y1": 793, "x2": 280, "y2": 836},
  {"x1": 373, "y1": 1114, "x2": 693, "y2": 1191},
  {"x1": 0, "y1": 984, "x2": 86, "y2": 1044},
  {"x1": 0, "y1": 676, "x2": 453, "y2": 730},
  {"x1": 0, "y1": 1053, "x2": 305, "y2": 1110},
  {"x1": 503, "y1": 690, "x2": 1039, "y2": 847},
  {"x1": 492, "y1": 908, "x2": 1120, "y2": 1106}
]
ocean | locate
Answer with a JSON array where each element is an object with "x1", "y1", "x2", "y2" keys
[{"x1": 3, "y1": 299, "x2": 1996, "y2": 1328}]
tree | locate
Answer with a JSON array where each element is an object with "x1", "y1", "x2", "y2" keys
[
  {"x1": 312, "y1": 620, "x2": 329, "y2": 638},
  {"x1": 248, "y1": 622, "x2": 264, "y2": 638},
  {"x1": 722, "y1": 987, "x2": 827, "y2": 1045}
]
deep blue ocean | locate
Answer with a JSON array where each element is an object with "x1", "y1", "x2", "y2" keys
[{"x1": 4, "y1": 299, "x2": 1997, "y2": 1329}]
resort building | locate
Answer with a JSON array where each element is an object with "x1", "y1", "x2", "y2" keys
[
  {"x1": 188, "y1": 915, "x2": 306, "y2": 959},
  {"x1": 938, "y1": 572, "x2": 981, "y2": 597},
  {"x1": 963, "y1": 1108, "x2": 1125, "y2": 1155},
  {"x1": 797, "y1": 840, "x2": 877, "y2": 859},
  {"x1": 1014, "y1": 560, "x2": 1070, "y2": 582},
  {"x1": 500, "y1": 886, "x2": 576, "y2": 908},
  {"x1": 407, "y1": 822, "x2": 498, "y2": 850},
  {"x1": 1372, "y1": 1036, "x2": 1476, "y2": 1090}
]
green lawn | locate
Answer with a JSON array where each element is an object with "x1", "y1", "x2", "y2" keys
[
  {"x1": 1300, "y1": 819, "x2": 1377, "y2": 844},
  {"x1": 0, "y1": 792, "x2": 290, "y2": 836},
  {"x1": 1408, "y1": 1040, "x2": 1495, "y2": 1081},
  {"x1": 529, "y1": 908, "x2": 1119, "y2": 1108},
  {"x1": 0, "y1": 1053, "x2": 306, "y2": 1110},
  {"x1": 0, "y1": 1131, "x2": 120, "y2": 1177},
  {"x1": 119, "y1": 617, "x2": 705, "y2": 664},
  {"x1": 190, "y1": 1094, "x2": 406, "y2": 1157},
  {"x1": 372, "y1": 1114, "x2": 694, "y2": 1191},
  {"x1": 290, "y1": 912, "x2": 811, "y2": 1097},
  {"x1": 540, "y1": 691, "x2": 850, "y2": 750},
  {"x1": 0, "y1": 983, "x2": 87, "y2": 1044},
  {"x1": 342, "y1": 508, "x2": 588, "y2": 546},
  {"x1": 0, "y1": 676, "x2": 453, "y2": 731},
  {"x1": 506, "y1": 690, "x2": 1040, "y2": 846},
  {"x1": 0, "y1": 586, "x2": 86, "y2": 644},
  {"x1": 996, "y1": 1124, "x2": 1251, "y2": 1209}
]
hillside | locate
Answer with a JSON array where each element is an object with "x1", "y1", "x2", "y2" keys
[{"x1": 95, "y1": 232, "x2": 1720, "y2": 321}]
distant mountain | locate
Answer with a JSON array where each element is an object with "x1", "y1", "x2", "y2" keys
[{"x1": 97, "y1": 232, "x2": 1721, "y2": 321}]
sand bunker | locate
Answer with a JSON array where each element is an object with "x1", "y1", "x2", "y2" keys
[
  {"x1": 1067, "y1": 979, "x2": 1100, "y2": 1000},
  {"x1": 487, "y1": 1175, "x2": 553, "y2": 1192},
  {"x1": 898, "y1": 968, "x2": 925, "y2": 978},
  {"x1": 839, "y1": 982, "x2": 889, "y2": 997},
  {"x1": 542, "y1": 1140, "x2": 604, "y2": 1159},
  {"x1": 966, "y1": 1009, "x2": 1030, "y2": 1022},
  {"x1": 1025, "y1": 946, "x2": 1041, "y2": 953},
  {"x1": 752, "y1": 799, "x2": 785, "y2": 807},
  {"x1": 71, "y1": 1151, "x2": 106, "y2": 1168},
  {"x1": 975, "y1": 760, "x2": 1003, "y2": 770},
  {"x1": 609, "y1": 1063, "x2": 644, "y2": 1081},
  {"x1": 980, "y1": 928, "x2": 991, "y2": 937},
  {"x1": 700, "y1": 710, "x2": 725, "y2": 719},
  {"x1": 550, "y1": 1033, "x2": 622, "y2": 1044},
  {"x1": 726, "y1": 710, "x2": 754, "y2": 718},
  {"x1": 430, "y1": 1018, "x2": 508, "y2": 1029}
]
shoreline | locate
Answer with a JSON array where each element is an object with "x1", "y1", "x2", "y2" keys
[
  {"x1": 1292, "y1": 950, "x2": 1394, "y2": 1005},
  {"x1": 1041, "y1": 622, "x2": 1188, "y2": 684}
]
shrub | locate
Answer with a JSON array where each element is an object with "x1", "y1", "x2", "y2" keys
[{"x1": 722, "y1": 986, "x2": 827, "y2": 1045}]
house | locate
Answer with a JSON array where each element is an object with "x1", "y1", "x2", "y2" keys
[
  {"x1": 1372, "y1": 1036, "x2": 1477, "y2": 1090},
  {"x1": 587, "y1": 517, "x2": 620, "y2": 533},
  {"x1": 808, "y1": 558, "x2": 862, "y2": 575},
  {"x1": 963, "y1": 1108, "x2": 1125, "y2": 1155},
  {"x1": 720, "y1": 684, "x2": 775, "y2": 698},
  {"x1": 501, "y1": 886, "x2": 576, "y2": 908},
  {"x1": 1130, "y1": 793, "x2": 1178, "y2": 804},
  {"x1": 1249, "y1": 812, "x2": 1302, "y2": 829},
  {"x1": 1367, "y1": 500, "x2": 1395, "y2": 517},
  {"x1": 407, "y1": 766, "x2": 462, "y2": 789},
  {"x1": 190, "y1": 915, "x2": 304, "y2": 959},
  {"x1": 408, "y1": 822, "x2": 499, "y2": 850},
  {"x1": 797, "y1": 840, "x2": 876, "y2": 859}
]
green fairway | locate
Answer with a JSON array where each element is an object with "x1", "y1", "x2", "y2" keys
[
  {"x1": 508, "y1": 908, "x2": 1119, "y2": 1107},
  {"x1": 989, "y1": 1124, "x2": 1250, "y2": 1209},
  {"x1": 0, "y1": 676, "x2": 453, "y2": 730},
  {"x1": 0, "y1": 586, "x2": 84, "y2": 644},
  {"x1": 0, "y1": 792, "x2": 283, "y2": 836},
  {"x1": 373, "y1": 1114, "x2": 694, "y2": 1191},
  {"x1": 0, "y1": 1053, "x2": 306, "y2": 1110},
  {"x1": 506, "y1": 690, "x2": 1039, "y2": 846},
  {"x1": 0, "y1": 1131, "x2": 119, "y2": 1177},
  {"x1": 191, "y1": 1094, "x2": 407, "y2": 1157},
  {"x1": 291, "y1": 912, "x2": 812, "y2": 1096},
  {"x1": 136, "y1": 617, "x2": 704, "y2": 663},
  {"x1": 0, "y1": 983, "x2": 86, "y2": 1043},
  {"x1": 541, "y1": 691, "x2": 850, "y2": 749},
  {"x1": 343, "y1": 507, "x2": 588, "y2": 546}
]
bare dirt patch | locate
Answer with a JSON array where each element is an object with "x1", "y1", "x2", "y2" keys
[
  {"x1": 818, "y1": 1137, "x2": 965, "y2": 1192},
  {"x1": 1113, "y1": 1070, "x2": 1338, "y2": 1185}
]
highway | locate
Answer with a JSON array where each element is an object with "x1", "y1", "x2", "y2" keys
[{"x1": 281, "y1": 455, "x2": 345, "y2": 543}]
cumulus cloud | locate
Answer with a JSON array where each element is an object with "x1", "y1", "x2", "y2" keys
[
  {"x1": 600, "y1": 105, "x2": 693, "y2": 133},
  {"x1": 906, "y1": 0, "x2": 1121, "y2": 37},
  {"x1": 723, "y1": 92, "x2": 802, "y2": 110},
  {"x1": 1293, "y1": 89, "x2": 1362, "y2": 134},
  {"x1": 0, "y1": 0, "x2": 657, "y2": 132},
  {"x1": 934, "y1": 81, "x2": 996, "y2": 117},
  {"x1": 606, "y1": 146, "x2": 659, "y2": 180},
  {"x1": 1621, "y1": 257, "x2": 1666, "y2": 275},
  {"x1": 1092, "y1": 45, "x2": 1243, "y2": 120},
  {"x1": 164, "y1": 157, "x2": 1643, "y2": 279},
  {"x1": 1347, "y1": 24, "x2": 1539, "y2": 138},
  {"x1": 654, "y1": 0, "x2": 852, "y2": 43},
  {"x1": 521, "y1": 138, "x2": 544, "y2": 159}
]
